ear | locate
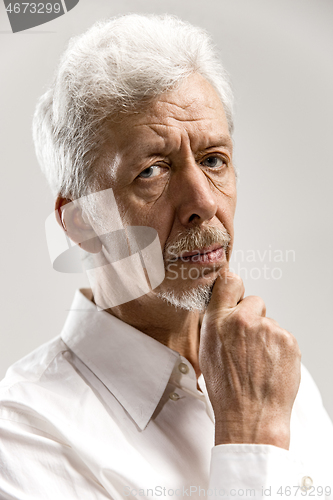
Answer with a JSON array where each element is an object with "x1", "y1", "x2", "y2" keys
[{"x1": 55, "y1": 196, "x2": 102, "y2": 254}]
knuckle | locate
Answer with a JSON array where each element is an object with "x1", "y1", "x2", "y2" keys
[
  {"x1": 249, "y1": 295, "x2": 266, "y2": 314},
  {"x1": 263, "y1": 321, "x2": 302, "y2": 355},
  {"x1": 261, "y1": 317, "x2": 273, "y2": 332},
  {"x1": 233, "y1": 309, "x2": 252, "y2": 330},
  {"x1": 282, "y1": 329, "x2": 296, "y2": 345},
  {"x1": 277, "y1": 329, "x2": 301, "y2": 355}
]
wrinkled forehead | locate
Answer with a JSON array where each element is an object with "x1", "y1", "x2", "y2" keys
[
  {"x1": 123, "y1": 73, "x2": 228, "y2": 126},
  {"x1": 105, "y1": 74, "x2": 232, "y2": 157}
]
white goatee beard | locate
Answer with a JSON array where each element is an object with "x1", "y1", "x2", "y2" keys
[{"x1": 157, "y1": 283, "x2": 214, "y2": 312}]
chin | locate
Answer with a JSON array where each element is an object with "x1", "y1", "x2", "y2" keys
[{"x1": 154, "y1": 274, "x2": 216, "y2": 312}]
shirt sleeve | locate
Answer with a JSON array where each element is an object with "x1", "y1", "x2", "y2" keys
[
  {"x1": 0, "y1": 416, "x2": 113, "y2": 500},
  {"x1": 208, "y1": 364, "x2": 333, "y2": 499},
  {"x1": 209, "y1": 444, "x2": 312, "y2": 498}
]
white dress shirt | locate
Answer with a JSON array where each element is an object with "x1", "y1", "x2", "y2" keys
[{"x1": 0, "y1": 289, "x2": 332, "y2": 499}]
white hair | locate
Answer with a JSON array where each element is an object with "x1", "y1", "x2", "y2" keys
[{"x1": 33, "y1": 13, "x2": 234, "y2": 199}]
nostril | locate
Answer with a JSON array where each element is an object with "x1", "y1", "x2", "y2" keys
[{"x1": 188, "y1": 214, "x2": 200, "y2": 222}]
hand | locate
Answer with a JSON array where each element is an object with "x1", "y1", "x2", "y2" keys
[{"x1": 199, "y1": 271, "x2": 301, "y2": 450}]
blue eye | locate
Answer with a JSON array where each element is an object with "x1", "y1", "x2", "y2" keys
[
  {"x1": 139, "y1": 166, "x2": 155, "y2": 178},
  {"x1": 201, "y1": 156, "x2": 225, "y2": 168},
  {"x1": 138, "y1": 165, "x2": 167, "y2": 179}
]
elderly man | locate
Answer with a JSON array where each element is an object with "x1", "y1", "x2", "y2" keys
[{"x1": 0, "y1": 13, "x2": 332, "y2": 500}]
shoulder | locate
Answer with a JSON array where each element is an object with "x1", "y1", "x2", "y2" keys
[
  {"x1": 0, "y1": 336, "x2": 76, "y2": 433},
  {"x1": 0, "y1": 335, "x2": 68, "y2": 390}
]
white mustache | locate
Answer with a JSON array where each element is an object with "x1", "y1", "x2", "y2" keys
[{"x1": 163, "y1": 226, "x2": 230, "y2": 263}]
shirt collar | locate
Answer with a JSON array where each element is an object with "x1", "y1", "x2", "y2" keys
[{"x1": 61, "y1": 289, "x2": 179, "y2": 430}]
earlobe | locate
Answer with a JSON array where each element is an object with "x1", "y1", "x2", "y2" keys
[{"x1": 55, "y1": 196, "x2": 102, "y2": 254}]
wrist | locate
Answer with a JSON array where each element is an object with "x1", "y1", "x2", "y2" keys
[{"x1": 214, "y1": 418, "x2": 290, "y2": 450}]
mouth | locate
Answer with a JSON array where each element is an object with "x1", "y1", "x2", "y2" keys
[{"x1": 178, "y1": 244, "x2": 225, "y2": 264}]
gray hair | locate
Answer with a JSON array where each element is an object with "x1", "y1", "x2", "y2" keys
[{"x1": 33, "y1": 13, "x2": 234, "y2": 199}]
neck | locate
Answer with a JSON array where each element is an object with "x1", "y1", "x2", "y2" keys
[{"x1": 106, "y1": 293, "x2": 202, "y2": 378}]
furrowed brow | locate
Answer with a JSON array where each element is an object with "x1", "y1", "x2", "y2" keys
[{"x1": 197, "y1": 134, "x2": 233, "y2": 153}]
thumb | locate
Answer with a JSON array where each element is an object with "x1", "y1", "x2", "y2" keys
[{"x1": 207, "y1": 269, "x2": 245, "y2": 314}]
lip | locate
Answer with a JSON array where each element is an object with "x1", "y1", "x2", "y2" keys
[
  {"x1": 178, "y1": 244, "x2": 225, "y2": 264},
  {"x1": 180, "y1": 243, "x2": 222, "y2": 258}
]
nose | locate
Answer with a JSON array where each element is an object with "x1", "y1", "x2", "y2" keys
[{"x1": 172, "y1": 162, "x2": 217, "y2": 227}]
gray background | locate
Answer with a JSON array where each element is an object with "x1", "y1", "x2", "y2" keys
[{"x1": 1, "y1": 0, "x2": 332, "y2": 419}]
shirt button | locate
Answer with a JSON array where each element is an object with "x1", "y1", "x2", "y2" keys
[
  {"x1": 178, "y1": 362, "x2": 189, "y2": 374},
  {"x1": 169, "y1": 392, "x2": 180, "y2": 401},
  {"x1": 301, "y1": 476, "x2": 313, "y2": 491}
]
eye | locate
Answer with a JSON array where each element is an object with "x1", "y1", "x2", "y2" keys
[
  {"x1": 201, "y1": 155, "x2": 227, "y2": 169},
  {"x1": 138, "y1": 165, "x2": 168, "y2": 179}
]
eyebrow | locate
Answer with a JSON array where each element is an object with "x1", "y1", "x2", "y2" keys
[
  {"x1": 136, "y1": 133, "x2": 233, "y2": 157},
  {"x1": 210, "y1": 134, "x2": 233, "y2": 149},
  {"x1": 193, "y1": 135, "x2": 233, "y2": 157}
]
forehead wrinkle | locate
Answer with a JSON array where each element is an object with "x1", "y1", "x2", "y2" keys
[
  {"x1": 155, "y1": 85, "x2": 219, "y2": 113},
  {"x1": 147, "y1": 123, "x2": 182, "y2": 156},
  {"x1": 148, "y1": 119, "x2": 232, "y2": 154},
  {"x1": 110, "y1": 120, "x2": 168, "y2": 158},
  {"x1": 143, "y1": 100, "x2": 219, "y2": 122},
  {"x1": 131, "y1": 118, "x2": 232, "y2": 160}
]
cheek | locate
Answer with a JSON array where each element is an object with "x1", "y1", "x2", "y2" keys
[
  {"x1": 204, "y1": 165, "x2": 237, "y2": 204},
  {"x1": 132, "y1": 177, "x2": 169, "y2": 204},
  {"x1": 215, "y1": 187, "x2": 237, "y2": 233},
  {"x1": 113, "y1": 190, "x2": 175, "y2": 242}
]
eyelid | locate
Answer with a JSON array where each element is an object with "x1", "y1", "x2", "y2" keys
[
  {"x1": 137, "y1": 163, "x2": 169, "y2": 179},
  {"x1": 200, "y1": 153, "x2": 229, "y2": 166}
]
